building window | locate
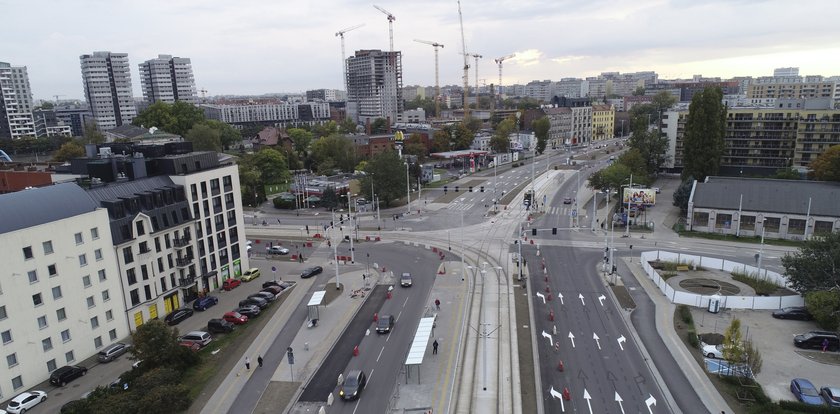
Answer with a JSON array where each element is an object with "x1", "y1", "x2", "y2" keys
[
  {"x1": 56, "y1": 308, "x2": 66, "y2": 321},
  {"x1": 715, "y1": 213, "x2": 732, "y2": 230},
  {"x1": 86, "y1": 296, "x2": 95, "y2": 308},
  {"x1": 123, "y1": 247, "x2": 134, "y2": 264},
  {"x1": 814, "y1": 220, "x2": 834, "y2": 235},
  {"x1": 102, "y1": 289, "x2": 110, "y2": 302},
  {"x1": 98, "y1": 269, "x2": 107, "y2": 281},
  {"x1": 1, "y1": 330, "x2": 12, "y2": 344},
  {"x1": 155, "y1": 237, "x2": 161, "y2": 253},
  {"x1": 136, "y1": 221, "x2": 145, "y2": 236},
  {"x1": 109, "y1": 329, "x2": 117, "y2": 341},
  {"x1": 740, "y1": 215, "x2": 756, "y2": 231},
  {"x1": 127, "y1": 268, "x2": 137, "y2": 285},
  {"x1": 95, "y1": 249, "x2": 103, "y2": 261},
  {"x1": 130, "y1": 289, "x2": 140, "y2": 306},
  {"x1": 106, "y1": 310, "x2": 113, "y2": 321},
  {"x1": 788, "y1": 219, "x2": 806, "y2": 235},
  {"x1": 28, "y1": 270, "x2": 38, "y2": 284},
  {"x1": 83, "y1": 275, "x2": 93, "y2": 288},
  {"x1": 65, "y1": 350, "x2": 74, "y2": 363},
  {"x1": 79, "y1": 254, "x2": 88, "y2": 267},
  {"x1": 90, "y1": 316, "x2": 99, "y2": 329},
  {"x1": 765, "y1": 217, "x2": 781, "y2": 232},
  {"x1": 692, "y1": 212, "x2": 709, "y2": 227},
  {"x1": 141, "y1": 265, "x2": 149, "y2": 280},
  {"x1": 51, "y1": 286, "x2": 63, "y2": 300},
  {"x1": 48, "y1": 264, "x2": 57, "y2": 277},
  {"x1": 7, "y1": 353, "x2": 18, "y2": 368},
  {"x1": 42, "y1": 337, "x2": 52, "y2": 351},
  {"x1": 75, "y1": 232, "x2": 83, "y2": 244},
  {"x1": 12, "y1": 375, "x2": 23, "y2": 390},
  {"x1": 23, "y1": 246, "x2": 33, "y2": 259},
  {"x1": 47, "y1": 358, "x2": 57, "y2": 372},
  {"x1": 42, "y1": 241, "x2": 54, "y2": 255},
  {"x1": 91, "y1": 227, "x2": 99, "y2": 240},
  {"x1": 0, "y1": 305, "x2": 6, "y2": 320},
  {"x1": 144, "y1": 285, "x2": 152, "y2": 301},
  {"x1": 61, "y1": 329, "x2": 71, "y2": 343},
  {"x1": 33, "y1": 293, "x2": 43, "y2": 307},
  {"x1": 37, "y1": 316, "x2": 48, "y2": 329},
  {"x1": 94, "y1": 336, "x2": 103, "y2": 349}
]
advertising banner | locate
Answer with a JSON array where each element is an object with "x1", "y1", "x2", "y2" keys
[{"x1": 623, "y1": 188, "x2": 656, "y2": 206}]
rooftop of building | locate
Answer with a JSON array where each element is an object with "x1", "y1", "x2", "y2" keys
[
  {"x1": 0, "y1": 182, "x2": 99, "y2": 234},
  {"x1": 692, "y1": 177, "x2": 840, "y2": 217}
]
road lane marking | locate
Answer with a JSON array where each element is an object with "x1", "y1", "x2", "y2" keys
[{"x1": 377, "y1": 346, "x2": 385, "y2": 362}]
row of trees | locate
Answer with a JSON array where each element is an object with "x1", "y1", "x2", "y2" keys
[{"x1": 132, "y1": 101, "x2": 242, "y2": 151}]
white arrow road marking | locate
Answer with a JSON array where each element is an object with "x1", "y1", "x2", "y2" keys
[
  {"x1": 598, "y1": 294, "x2": 606, "y2": 306},
  {"x1": 568, "y1": 332, "x2": 576, "y2": 348},
  {"x1": 617, "y1": 335, "x2": 626, "y2": 351},
  {"x1": 536, "y1": 292, "x2": 546, "y2": 304},
  {"x1": 558, "y1": 293, "x2": 564, "y2": 305},
  {"x1": 578, "y1": 293, "x2": 585, "y2": 306},
  {"x1": 583, "y1": 389, "x2": 593, "y2": 414},
  {"x1": 593, "y1": 332, "x2": 601, "y2": 350},
  {"x1": 542, "y1": 331, "x2": 554, "y2": 347},
  {"x1": 550, "y1": 386, "x2": 566, "y2": 411},
  {"x1": 646, "y1": 394, "x2": 657, "y2": 413},
  {"x1": 615, "y1": 391, "x2": 625, "y2": 414}
]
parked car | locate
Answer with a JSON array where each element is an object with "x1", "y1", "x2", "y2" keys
[
  {"x1": 261, "y1": 286, "x2": 283, "y2": 296},
  {"x1": 49, "y1": 365, "x2": 88, "y2": 386},
  {"x1": 179, "y1": 341, "x2": 201, "y2": 352},
  {"x1": 179, "y1": 331, "x2": 212, "y2": 347},
  {"x1": 223, "y1": 278, "x2": 242, "y2": 291},
  {"x1": 563, "y1": 197, "x2": 572, "y2": 204},
  {"x1": 400, "y1": 272, "x2": 413, "y2": 287},
  {"x1": 262, "y1": 281, "x2": 283, "y2": 289},
  {"x1": 241, "y1": 268, "x2": 261, "y2": 282},
  {"x1": 279, "y1": 281, "x2": 295, "y2": 289},
  {"x1": 301, "y1": 266, "x2": 323, "y2": 279},
  {"x1": 223, "y1": 311, "x2": 248, "y2": 325},
  {"x1": 164, "y1": 308, "x2": 194, "y2": 325},
  {"x1": 239, "y1": 297, "x2": 269, "y2": 309},
  {"x1": 193, "y1": 295, "x2": 219, "y2": 311},
  {"x1": 772, "y1": 306, "x2": 813, "y2": 321},
  {"x1": 821, "y1": 386, "x2": 840, "y2": 408},
  {"x1": 339, "y1": 370, "x2": 367, "y2": 401},
  {"x1": 267, "y1": 246, "x2": 290, "y2": 255},
  {"x1": 376, "y1": 314, "x2": 395, "y2": 334},
  {"x1": 235, "y1": 305, "x2": 261, "y2": 318},
  {"x1": 6, "y1": 390, "x2": 48, "y2": 413},
  {"x1": 249, "y1": 291, "x2": 276, "y2": 303},
  {"x1": 791, "y1": 378, "x2": 824, "y2": 405},
  {"x1": 207, "y1": 319, "x2": 235, "y2": 334},
  {"x1": 98, "y1": 342, "x2": 130, "y2": 362},
  {"x1": 793, "y1": 331, "x2": 840, "y2": 351},
  {"x1": 701, "y1": 343, "x2": 723, "y2": 359}
]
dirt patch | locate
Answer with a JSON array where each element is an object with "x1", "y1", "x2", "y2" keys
[
  {"x1": 610, "y1": 285, "x2": 636, "y2": 310},
  {"x1": 321, "y1": 283, "x2": 344, "y2": 306},
  {"x1": 514, "y1": 277, "x2": 537, "y2": 414},
  {"x1": 500, "y1": 180, "x2": 530, "y2": 205},
  {"x1": 793, "y1": 350, "x2": 840, "y2": 365},
  {"x1": 253, "y1": 381, "x2": 301, "y2": 414}
]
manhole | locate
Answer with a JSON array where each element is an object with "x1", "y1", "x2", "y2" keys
[{"x1": 679, "y1": 278, "x2": 741, "y2": 295}]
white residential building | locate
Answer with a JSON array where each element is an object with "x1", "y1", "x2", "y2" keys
[
  {"x1": 0, "y1": 184, "x2": 130, "y2": 395},
  {"x1": 346, "y1": 50, "x2": 404, "y2": 124},
  {"x1": 80, "y1": 52, "x2": 137, "y2": 131},
  {"x1": 0, "y1": 62, "x2": 36, "y2": 139},
  {"x1": 138, "y1": 54, "x2": 197, "y2": 105},
  {"x1": 201, "y1": 102, "x2": 330, "y2": 126}
]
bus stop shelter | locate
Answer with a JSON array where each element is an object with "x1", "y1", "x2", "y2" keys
[
  {"x1": 403, "y1": 316, "x2": 436, "y2": 383},
  {"x1": 307, "y1": 290, "x2": 325, "y2": 327}
]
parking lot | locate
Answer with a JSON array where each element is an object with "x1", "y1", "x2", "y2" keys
[{"x1": 689, "y1": 307, "x2": 839, "y2": 403}]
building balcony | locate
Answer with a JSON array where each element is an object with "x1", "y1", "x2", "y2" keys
[
  {"x1": 173, "y1": 236, "x2": 192, "y2": 248},
  {"x1": 175, "y1": 255, "x2": 194, "y2": 268},
  {"x1": 178, "y1": 275, "x2": 197, "y2": 288}
]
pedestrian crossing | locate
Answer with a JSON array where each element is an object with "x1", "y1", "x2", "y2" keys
[
  {"x1": 546, "y1": 206, "x2": 581, "y2": 216},
  {"x1": 447, "y1": 202, "x2": 475, "y2": 211}
]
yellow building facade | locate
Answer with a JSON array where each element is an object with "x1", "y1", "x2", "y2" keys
[{"x1": 591, "y1": 104, "x2": 615, "y2": 142}]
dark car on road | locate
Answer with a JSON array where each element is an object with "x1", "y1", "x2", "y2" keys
[
  {"x1": 50, "y1": 365, "x2": 87, "y2": 386},
  {"x1": 376, "y1": 315, "x2": 395, "y2": 334},
  {"x1": 772, "y1": 306, "x2": 813, "y2": 321},
  {"x1": 98, "y1": 342, "x2": 130, "y2": 362},
  {"x1": 235, "y1": 305, "x2": 261, "y2": 318},
  {"x1": 301, "y1": 266, "x2": 323, "y2": 279},
  {"x1": 239, "y1": 297, "x2": 269, "y2": 309},
  {"x1": 263, "y1": 281, "x2": 283, "y2": 289},
  {"x1": 339, "y1": 370, "x2": 367, "y2": 401},
  {"x1": 793, "y1": 331, "x2": 840, "y2": 351},
  {"x1": 164, "y1": 308, "x2": 194, "y2": 325},
  {"x1": 193, "y1": 295, "x2": 219, "y2": 311},
  {"x1": 400, "y1": 272, "x2": 412, "y2": 287},
  {"x1": 207, "y1": 319, "x2": 235, "y2": 334}
]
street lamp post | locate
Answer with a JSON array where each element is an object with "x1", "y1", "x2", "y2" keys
[
  {"x1": 342, "y1": 194, "x2": 356, "y2": 263},
  {"x1": 405, "y1": 162, "x2": 411, "y2": 217},
  {"x1": 625, "y1": 174, "x2": 633, "y2": 237},
  {"x1": 757, "y1": 219, "x2": 767, "y2": 278}
]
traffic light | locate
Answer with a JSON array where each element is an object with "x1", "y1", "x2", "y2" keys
[
  {"x1": 480, "y1": 186, "x2": 484, "y2": 192},
  {"x1": 455, "y1": 186, "x2": 459, "y2": 192},
  {"x1": 444, "y1": 186, "x2": 448, "y2": 194},
  {"x1": 552, "y1": 228, "x2": 557, "y2": 235},
  {"x1": 469, "y1": 186, "x2": 473, "y2": 192},
  {"x1": 531, "y1": 228, "x2": 537, "y2": 236}
]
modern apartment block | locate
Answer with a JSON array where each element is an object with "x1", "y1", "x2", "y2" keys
[
  {"x1": 345, "y1": 49, "x2": 403, "y2": 124},
  {"x1": 55, "y1": 104, "x2": 93, "y2": 137},
  {"x1": 306, "y1": 89, "x2": 345, "y2": 102},
  {"x1": 591, "y1": 104, "x2": 615, "y2": 141},
  {"x1": 32, "y1": 109, "x2": 73, "y2": 138},
  {"x1": 0, "y1": 61, "x2": 36, "y2": 139},
  {"x1": 0, "y1": 184, "x2": 130, "y2": 395},
  {"x1": 746, "y1": 77, "x2": 837, "y2": 106},
  {"x1": 80, "y1": 52, "x2": 137, "y2": 131},
  {"x1": 200, "y1": 102, "x2": 330, "y2": 126},
  {"x1": 139, "y1": 55, "x2": 197, "y2": 105}
]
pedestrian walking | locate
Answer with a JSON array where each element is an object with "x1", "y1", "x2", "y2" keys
[
  {"x1": 258, "y1": 355, "x2": 264, "y2": 367},
  {"x1": 245, "y1": 356, "x2": 251, "y2": 370},
  {"x1": 822, "y1": 338, "x2": 829, "y2": 352},
  {"x1": 435, "y1": 298, "x2": 441, "y2": 310},
  {"x1": 432, "y1": 340, "x2": 439, "y2": 354}
]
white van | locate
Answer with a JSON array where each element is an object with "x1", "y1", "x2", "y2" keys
[{"x1": 180, "y1": 331, "x2": 212, "y2": 347}]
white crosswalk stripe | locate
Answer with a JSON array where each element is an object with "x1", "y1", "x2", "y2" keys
[{"x1": 447, "y1": 203, "x2": 474, "y2": 211}]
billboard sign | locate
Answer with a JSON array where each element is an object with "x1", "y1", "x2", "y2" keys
[{"x1": 622, "y1": 188, "x2": 656, "y2": 206}]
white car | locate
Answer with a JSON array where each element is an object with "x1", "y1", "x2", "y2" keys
[
  {"x1": 6, "y1": 390, "x2": 47, "y2": 413},
  {"x1": 702, "y1": 343, "x2": 724, "y2": 359}
]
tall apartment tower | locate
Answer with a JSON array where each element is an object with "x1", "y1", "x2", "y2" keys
[
  {"x1": 139, "y1": 55, "x2": 197, "y2": 105},
  {"x1": 0, "y1": 62, "x2": 36, "y2": 139},
  {"x1": 345, "y1": 49, "x2": 403, "y2": 124},
  {"x1": 80, "y1": 52, "x2": 137, "y2": 131}
]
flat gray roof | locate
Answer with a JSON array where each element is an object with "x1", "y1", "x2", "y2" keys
[
  {"x1": 0, "y1": 183, "x2": 99, "y2": 234},
  {"x1": 692, "y1": 177, "x2": 840, "y2": 217}
]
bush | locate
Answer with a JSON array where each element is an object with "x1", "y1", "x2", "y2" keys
[
  {"x1": 687, "y1": 330, "x2": 699, "y2": 347},
  {"x1": 778, "y1": 400, "x2": 839, "y2": 413},
  {"x1": 272, "y1": 196, "x2": 295, "y2": 209},
  {"x1": 678, "y1": 305, "x2": 694, "y2": 325},
  {"x1": 805, "y1": 291, "x2": 840, "y2": 331},
  {"x1": 731, "y1": 271, "x2": 779, "y2": 296}
]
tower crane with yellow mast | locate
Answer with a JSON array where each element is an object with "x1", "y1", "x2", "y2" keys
[
  {"x1": 373, "y1": 5, "x2": 396, "y2": 52},
  {"x1": 336, "y1": 24, "x2": 365, "y2": 92},
  {"x1": 414, "y1": 39, "x2": 445, "y2": 118},
  {"x1": 494, "y1": 53, "x2": 515, "y2": 105}
]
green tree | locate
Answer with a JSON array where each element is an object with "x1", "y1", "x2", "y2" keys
[
  {"x1": 83, "y1": 121, "x2": 105, "y2": 144},
  {"x1": 202, "y1": 119, "x2": 241, "y2": 150},
  {"x1": 310, "y1": 134, "x2": 356, "y2": 173},
  {"x1": 339, "y1": 118, "x2": 358, "y2": 134},
  {"x1": 312, "y1": 121, "x2": 338, "y2": 138},
  {"x1": 627, "y1": 129, "x2": 669, "y2": 174},
  {"x1": 781, "y1": 231, "x2": 840, "y2": 293},
  {"x1": 672, "y1": 177, "x2": 694, "y2": 214},
  {"x1": 722, "y1": 318, "x2": 745, "y2": 364},
  {"x1": 362, "y1": 150, "x2": 407, "y2": 206},
  {"x1": 632, "y1": 86, "x2": 645, "y2": 96},
  {"x1": 133, "y1": 101, "x2": 206, "y2": 136},
  {"x1": 402, "y1": 133, "x2": 428, "y2": 163},
  {"x1": 587, "y1": 163, "x2": 631, "y2": 193},
  {"x1": 251, "y1": 148, "x2": 291, "y2": 185},
  {"x1": 464, "y1": 117, "x2": 483, "y2": 134},
  {"x1": 130, "y1": 320, "x2": 198, "y2": 371},
  {"x1": 431, "y1": 129, "x2": 451, "y2": 153},
  {"x1": 370, "y1": 118, "x2": 389, "y2": 134},
  {"x1": 808, "y1": 144, "x2": 840, "y2": 181},
  {"x1": 532, "y1": 117, "x2": 550, "y2": 155},
  {"x1": 52, "y1": 141, "x2": 85, "y2": 162},
  {"x1": 491, "y1": 117, "x2": 515, "y2": 153},
  {"x1": 37, "y1": 101, "x2": 55, "y2": 110},
  {"x1": 804, "y1": 291, "x2": 840, "y2": 330},
  {"x1": 451, "y1": 122, "x2": 474, "y2": 150},
  {"x1": 616, "y1": 148, "x2": 650, "y2": 180},
  {"x1": 185, "y1": 124, "x2": 222, "y2": 152},
  {"x1": 404, "y1": 96, "x2": 436, "y2": 115},
  {"x1": 287, "y1": 128, "x2": 313, "y2": 157},
  {"x1": 320, "y1": 186, "x2": 339, "y2": 209},
  {"x1": 682, "y1": 87, "x2": 727, "y2": 181},
  {"x1": 772, "y1": 167, "x2": 800, "y2": 180}
]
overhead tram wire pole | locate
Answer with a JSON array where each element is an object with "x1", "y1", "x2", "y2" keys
[
  {"x1": 625, "y1": 173, "x2": 633, "y2": 237},
  {"x1": 406, "y1": 162, "x2": 411, "y2": 217}
]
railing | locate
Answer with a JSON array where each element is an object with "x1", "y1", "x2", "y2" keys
[
  {"x1": 173, "y1": 236, "x2": 192, "y2": 248},
  {"x1": 178, "y1": 275, "x2": 197, "y2": 287},
  {"x1": 176, "y1": 256, "x2": 194, "y2": 267}
]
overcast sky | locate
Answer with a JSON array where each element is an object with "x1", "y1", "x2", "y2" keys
[{"x1": 3, "y1": 0, "x2": 840, "y2": 101}]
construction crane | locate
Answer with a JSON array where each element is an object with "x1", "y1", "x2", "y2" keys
[
  {"x1": 494, "y1": 54, "x2": 515, "y2": 102},
  {"x1": 336, "y1": 24, "x2": 365, "y2": 92},
  {"x1": 414, "y1": 39, "x2": 445, "y2": 118},
  {"x1": 373, "y1": 5, "x2": 396, "y2": 52},
  {"x1": 457, "y1": 0, "x2": 470, "y2": 120},
  {"x1": 468, "y1": 53, "x2": 482, "y2": 109}
]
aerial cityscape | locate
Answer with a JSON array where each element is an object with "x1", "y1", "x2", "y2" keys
[{"x1": 1, "y1": 1, "x2": 840, "y2": 414}]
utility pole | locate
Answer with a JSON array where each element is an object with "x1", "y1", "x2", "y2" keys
[{"x1": 625, "y1": 174, "x2": 633, "y2": 237}]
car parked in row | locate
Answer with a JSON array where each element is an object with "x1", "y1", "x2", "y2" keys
[
  {"x1": 772, "y1": 306, "x2": 813, "y2": 321},
  {"x1": 164, "y1": 308, "x2": 194, "y2": 325},
  {"x1": 793, "y1": 331, "x2": 840, "y2": 351},
  {"x1": 261, "y1": 285, "x2": 284, "y2": 296},
  {"x1": 223, "y1": 278, "x2": 242, "y2": 291},
  {"x1": 821, "y1": 386, "x2": 840, "y2": 407},
  {"x1": 241, "y1": 268, "x2": 261, "y2": 282},
  {"x1": 239, "y1": 297, "x2": 269, "y2": 309},
  {"x1": 98, "y1": 342, "x2": 130, "y2": 363},
  {"x1": 193, "y1": 295, "x2": 219, "y2": 311},
  {"x1": 179, "y1": 331, "x2": 212, "y2": 347},
  {"x1": 49, "y1": 365, "x2": 88, "y2": 386},
  {"x1": 235, "y1": 305, "x2": 261, "y2": 318},
  {"x1": 791, "y1": 378, "x2": 824, "y2": 405},
  {"x1": 207, "y1": 319, "x2": 235, "y2": 334},
  {"x1": 249, "y1": 291, "x2": 276, "y2": 303},
  {"x1": 222, "y1": 311, "x2": 248, "y2": 325},
  {"x1": 6, "y1": 390, "x2": 48, "y2": 413}
]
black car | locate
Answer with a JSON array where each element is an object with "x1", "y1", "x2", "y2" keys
[
  {"x1": 238, "y1": 297, "x2": 269, "y2": 309},
  {"x1": 235, "y1": 305, "x2": 261, "y2": 318},
  {"x1": 339, "y1": 369, "x2": 367, "y2": 400},
  {"x1": 793, "y1": 331, "x2": 840, "y2": 351},
  {"x1": 207, "y1": 319, "x2": 235, "y2": 334},
  {"x1": 50, "y1": 365, "x2": 87, "y2": 386},
  {"x1": 262, "y1": 281, "x2": 282, "y2": 289},
  {"x1": 376, "y1": 315, "x2": 395, "y2": 334},
  {"x1": 772, "y1": 306, "x2": 813, "y2": 321},
  {"x1": 301, "y1": 266, "x2": 324, "y2": 279},
  {"x1": 164, "y1": 308, "x2": 194, "y2": 325}
]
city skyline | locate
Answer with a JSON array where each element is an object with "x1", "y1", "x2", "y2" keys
[{"x1": 3, "y1": 0, "x2": 840, "y2": 101}]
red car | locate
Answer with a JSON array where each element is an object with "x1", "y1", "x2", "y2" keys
[
  {"x1": 222, "y1": 311, "x2": 248, "y2": 325},
  {"x1": 223, "y1": 278, "x2": 242, "y2": 291},
  {"x1": 179, "y1": 341, "x2": 201, "y2": 352}
]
